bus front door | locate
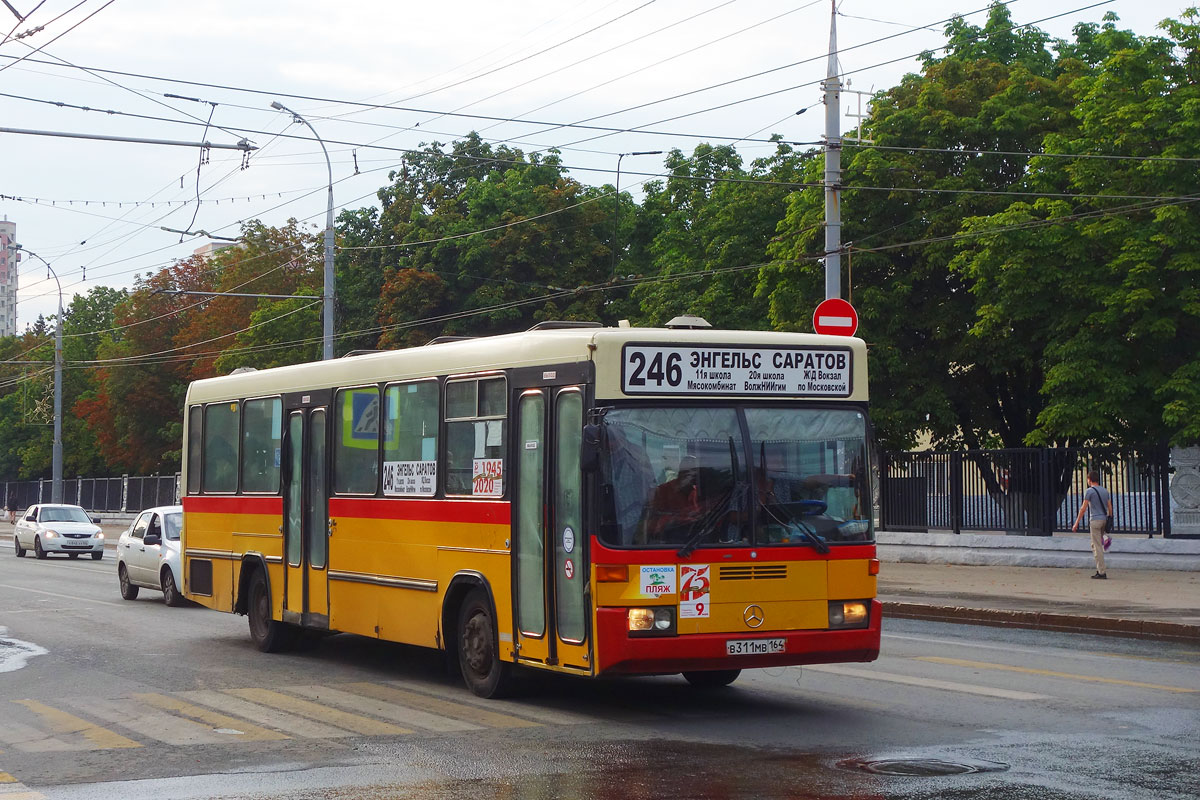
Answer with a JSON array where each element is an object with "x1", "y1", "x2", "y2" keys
[
  {"x1": 513, "y1": 387, "x2": 590, "y2": 673},
  {"x1": 283, "y1": 400, "x2": 330, "y2": 629}
]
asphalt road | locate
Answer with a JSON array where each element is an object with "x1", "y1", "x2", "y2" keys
[{"x1": 1, "y1": 548, "x2": 1197, "y2": 800}]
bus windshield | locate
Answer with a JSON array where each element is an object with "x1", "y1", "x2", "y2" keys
[{"x1": 598, "y1": 406, "x2": 873, "y2": 549}]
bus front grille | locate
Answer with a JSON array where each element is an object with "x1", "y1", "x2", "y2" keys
[{"x1": 718, "y1": 564, "x2": 787, "y2": 581}]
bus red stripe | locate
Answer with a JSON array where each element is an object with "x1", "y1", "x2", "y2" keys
[
  {"x1": 183, "y1": 495, "x2": 510, "y2": 525},
  {"x1": 183, "y1": 496, "x2": 283, "y2": 515}
]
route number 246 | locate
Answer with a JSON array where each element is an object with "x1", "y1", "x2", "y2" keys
[{"x1": 628, "y1": 351, "x2": 682, "y2": 387}]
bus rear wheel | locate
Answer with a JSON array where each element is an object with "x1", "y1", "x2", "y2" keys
[
  {"x1": 683, "y1": 669, "x2": 741, "y2": 688},
  {"x1": 247, "y1": 570, "x2": 294, "y2": 653},
  {"x1": 457, "y1": 588, "x2": 514, "y2": 698}
]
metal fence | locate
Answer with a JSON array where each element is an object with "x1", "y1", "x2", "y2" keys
[
  {"x1": 880, "y1": 445, "x2": 1178, "y2": 537},
  {"x1": 1, "y1": 474, "x2": 180, "y2": 515}
]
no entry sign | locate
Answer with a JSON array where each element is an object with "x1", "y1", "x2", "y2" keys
[{"x1": 812, "y1": 297, "x2": 859, "y2": 336}]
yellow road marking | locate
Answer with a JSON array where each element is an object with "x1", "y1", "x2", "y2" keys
[
  {"x1": 224, "y1": 688, "x2": 412, "y2": 736},
  {"x1": 919, "y1": 657, "x2": 1199, "y2": 694},
  {"x1": 0, "y1": 772, "x2": 16, "y2": 783},
  {"x1": 132, "y1": 694, "x2": 289, "y2": 741},
  {"x1": 14, "y1": 701, "x2": 140, "y2": 750},
  {"x1": 346, "y1": 682, "x2": 540, "y2": 729}
]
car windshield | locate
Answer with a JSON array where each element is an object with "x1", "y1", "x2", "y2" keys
[
  {"x1": 40, "y1": 507, "x2": 91, "y2": 523},
  {"x1": 163, "y1": 512, "x2": 182, "y2": 540},
  {"x1": 597, "y1": 406, "x2": 873, "y2": 549}
]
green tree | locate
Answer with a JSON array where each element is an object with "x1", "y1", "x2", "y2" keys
[
  {"x1": 953, "y1": 11, "x2": 1200, "y2": 447},
  {"x1": 763, "y1": 3, "x2": 1082, "y2": 452}
]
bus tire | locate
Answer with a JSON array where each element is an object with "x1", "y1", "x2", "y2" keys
[
  {"x1": 682, "y1": 669, "x2": 741, "y2": 689},
  {"x1": 247, "y1": 569, "x2": 294, "y2": 653},
  {"x1": 457, "y1": 588, "x2": 514, "y2": 698}
]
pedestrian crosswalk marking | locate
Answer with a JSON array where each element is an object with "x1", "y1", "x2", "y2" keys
[
  {"x1": 74, "y1": 698, "x2": 245, "y2": 746},
  {"x1": 288, "y1": 685, "x2": 482, "y2": 733},
  {"x1": 347, "y1": 682, "x2": 539, "y2": 729},
  {"x1": 919, "y1": 657, "x2": 1200, "y2": 693},
  {"x1": 804, "y1": 664, "x2": 1053, "y2": 701},
  {"x1": 223, "y1": 688, "x2": 413, "y2": 736},
  {"x1": 176, "y1": 690, "x2": 357, "y2": 739},
  {"x1": 382, "y1": 678, "x2": 593, "y2": 726},
  {"x1": 133, "y1": 693, "x2": 289, "y2": 741},
  {"x1": 14, "y1": 700, "x2": 141, "y2": 750},
  {"x1": 0, "y1": 721, "x2": 77, "y2": 753}
]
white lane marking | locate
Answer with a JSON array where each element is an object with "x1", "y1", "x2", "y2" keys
[
  {"x1": 0, "y1": 626, "x2": 48, "y2": 673},
  {"x1": 0, "y1": 584, "x2": 124, "y2": 608},
  {"x1": 883, "y1": 632, "x2": 1200, "y2": 667},
  {"x1": 804, "y1": 664, "x2": 1053, "y2": 701}
]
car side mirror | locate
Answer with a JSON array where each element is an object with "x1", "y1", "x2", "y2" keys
[
  {"x1": 144, "y1": 533, "x2": 161, "y2": 546},
  {"x1": 91, "y1": 516, "x2": 101, "y2": 524}
]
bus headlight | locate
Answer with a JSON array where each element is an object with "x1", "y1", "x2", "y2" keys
[
  {"x1": 829, "y1": 601, "x2": 869, "y2": 629},
  {"x1": 627, "y1": 607, "x2": 675, "y2": 636}
]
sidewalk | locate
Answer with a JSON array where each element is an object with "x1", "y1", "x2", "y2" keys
[{"x1": 878, "y1": 561, "x2": 1200, "y2": 644}]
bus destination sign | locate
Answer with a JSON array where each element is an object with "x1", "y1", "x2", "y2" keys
[{"x1": 621, "y1": 344, "x2": 852, "y2": 397}]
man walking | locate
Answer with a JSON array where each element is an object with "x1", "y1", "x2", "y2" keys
[{"x1": 1072, "y1": 470, "x2": 1112, "y2": 579}]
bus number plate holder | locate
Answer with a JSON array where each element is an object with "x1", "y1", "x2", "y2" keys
[{"x1": 726, "y1": 638, "x2": 785, "y2": 656}]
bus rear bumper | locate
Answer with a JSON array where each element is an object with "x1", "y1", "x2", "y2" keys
[{"x1": 594, "y1": 600, "x2": 882, "y2": 675}]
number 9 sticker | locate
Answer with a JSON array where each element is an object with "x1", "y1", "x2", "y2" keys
[{"x1": 679, "y1": 564, "x2": 710, "y2": 618}]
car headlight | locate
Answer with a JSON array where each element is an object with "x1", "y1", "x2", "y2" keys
[
  {"x1": 627, "y1": 607, "x2": 675, "y2": 636},
  {"x1": 43, "y1": 529, "x2": 58, "y2": 538},
  {"x1": 828, "y1": 600, "x2": 869, "y2": 629},
  {"x1": 96, "y1": 532, "x2": 104, "y2": 539}
]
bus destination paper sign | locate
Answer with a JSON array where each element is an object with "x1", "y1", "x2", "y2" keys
[{"x1": 621, "y1": 344, "x2": 852, "y2": 397}]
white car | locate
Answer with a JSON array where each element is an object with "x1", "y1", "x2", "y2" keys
[
  {"x1": 13, "y1": 504, "x2": 105, "y2": 560},
  {"x1": 117, "y1": 505, "x2": 185, "y2": 606}
]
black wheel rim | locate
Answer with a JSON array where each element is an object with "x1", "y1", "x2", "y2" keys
[{"x1": 461, "y1": 609, "x2": 494, "y2": 678}]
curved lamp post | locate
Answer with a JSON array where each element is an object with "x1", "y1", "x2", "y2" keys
[
  {"x1": 271, "y1": 100, "x2": 335, "y2": 361},
  {"x1": 8, "y1": 244, "x2": 63, "y2": 502},
  {"x1": 611, "y1": 151, "x2": 662, "y2": 279}
]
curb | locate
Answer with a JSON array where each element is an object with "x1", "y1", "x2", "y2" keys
[{"x1": 882, "y1": 601, "x2": 1200, "y2": 645}]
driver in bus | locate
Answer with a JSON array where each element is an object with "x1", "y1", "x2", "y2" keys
[{"x1": 643, "y1": 455, "x2": 704, "y2": 541}]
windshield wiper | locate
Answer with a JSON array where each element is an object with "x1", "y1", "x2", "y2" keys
[{"x1": 676, "y1": 483, "x2": 744, "y2": 558}]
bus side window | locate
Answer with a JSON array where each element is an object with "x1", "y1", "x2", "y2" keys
[
  {"x1": 334, "y1": 387, "x2": 380, "y2": 494},
  {"x1": 203, "y1": 402, "x2": 240, "y2": 493},
  {"x1": 383, "y1": 381, "x2": 439, "y2": 496},
  {"x1": 241, "y1": 398, "x2": 282, "y2": 493},
  {"x1": 445, "y1": 377, "x2": 506, "y2": 497},
  {"x1": 186, "y1": 405, "x2": 202, "y2": 495}
]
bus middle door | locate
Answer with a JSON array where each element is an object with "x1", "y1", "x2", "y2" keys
[
  {"x1": 282, "y1": 391, "x2": 330, "y2": 629},
  {"x1": 513, "y1": 386, "x2": 590, "y2": 674}
]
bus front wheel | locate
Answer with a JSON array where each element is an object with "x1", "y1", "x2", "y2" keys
[
  {"x1": 457, "y1": 588, "x2": 514, "y2": 698},
  {"x1": 247, "y1": 570, "x2": 294, "y2": 653},
  {"x1": 683, "y1": 669, "x2": 741, "y2": 688}
]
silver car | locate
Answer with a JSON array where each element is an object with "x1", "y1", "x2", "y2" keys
[
  {"x1": 13, "y1": 504, "x2": 105, "y2": 560},
  {"x1": 117, "y1": 505, "x2": 185, "y2": 606}
]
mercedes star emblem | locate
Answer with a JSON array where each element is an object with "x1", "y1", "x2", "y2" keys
[{"x1": 743, "y1": 604, "x2": 764, "y2": 628}]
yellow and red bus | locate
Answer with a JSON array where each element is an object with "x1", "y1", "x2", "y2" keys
[{"x1": 181, "y1": 319, "x2": 880, "y2": 696}]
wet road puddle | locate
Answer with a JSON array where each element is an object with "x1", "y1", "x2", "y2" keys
[{"x1": 838, "y1": 757, "x2": 1010, "y2": 777}]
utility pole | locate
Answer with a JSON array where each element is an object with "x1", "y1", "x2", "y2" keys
[{"x1": 823, "y1": 0, "x2": 842, "y2": 301}]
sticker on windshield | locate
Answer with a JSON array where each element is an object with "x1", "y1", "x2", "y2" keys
[
  {"x1": 640, "y1": 565, "x2": 676, "y2": 597},
  {"x1": 679, "y1": 564, "x2": 710, "y2": 618}
]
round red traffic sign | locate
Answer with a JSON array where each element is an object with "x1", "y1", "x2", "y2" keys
[{"x1": 812, "y1": 297, "x2": 859, "y2": 336}]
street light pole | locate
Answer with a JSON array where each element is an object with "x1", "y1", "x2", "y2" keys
[
  {"x1": 8, "y1": 245, "x2": 63, "y2": 502},
  {"x1": 611, "y1": 151, "x2": 662, "y2": 279},
  {"x1": 271, "y1": 101, "x2": 335, "y2": 360}
]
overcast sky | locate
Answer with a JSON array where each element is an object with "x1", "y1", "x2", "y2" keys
[{"x1": 0, "y1": 0, "x2": 1177, "y2": 327}]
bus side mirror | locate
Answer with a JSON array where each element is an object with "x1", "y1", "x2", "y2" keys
[{"x1": 581, "y1": 424, "x2": 601, "y2": 473}]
